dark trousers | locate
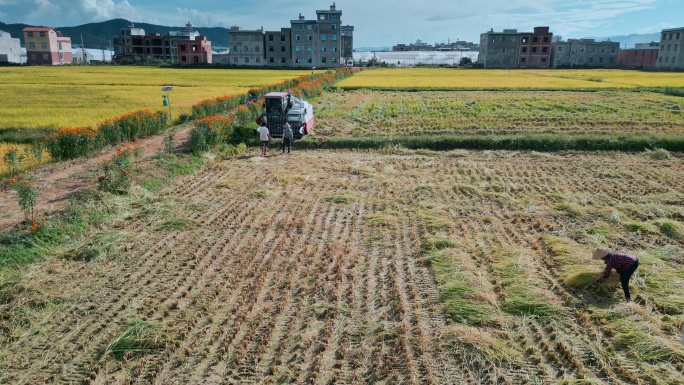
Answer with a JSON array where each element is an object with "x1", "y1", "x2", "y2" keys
[
  {"x1": 282, "y1": 137, "x2": 292, "y2": 153},
  {"x1": 620, "y1": 259, "x2": 639, "y2": 299}
]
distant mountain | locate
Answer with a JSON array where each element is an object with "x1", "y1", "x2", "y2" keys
[{"x1": 0, "y1": 19, "x2": 229, "y2": 49}]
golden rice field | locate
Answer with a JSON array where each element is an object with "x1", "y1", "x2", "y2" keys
[
  {"x1": 315, "y1": 90, "x2": 684, "y2": 137},
  {"x1": 336, "y1": 68, "x2": 684, "y2": 90},
  {"x1": 0, "y1": 143, "x2": 49, "y2": 176},
  {"x1": 1, "y1": 149, "x2": 682, "y2": 384},
  {"x1": 0, "y1": 67, "x2": 311, "y2": 131}
]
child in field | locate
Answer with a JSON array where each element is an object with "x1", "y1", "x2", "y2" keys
[{"x1": 593, "y1": 248, "x2": 639, "y2": 302}]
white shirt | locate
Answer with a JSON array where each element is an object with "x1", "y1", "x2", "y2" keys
[{"x1": 257, "y1": 126, "x2": 270, "y2": 141}]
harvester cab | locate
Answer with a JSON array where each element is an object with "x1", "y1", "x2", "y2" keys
[{"x1": 258, "y1": 92, "x2": 314, "y2": 139}]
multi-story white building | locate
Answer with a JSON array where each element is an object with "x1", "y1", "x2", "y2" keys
[{"x1": 0, "y1": 30, "x2": 21, "y2": 64}]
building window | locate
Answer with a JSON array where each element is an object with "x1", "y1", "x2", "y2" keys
[
  {"x1": 599, "y1": 57, "x2": 604, "y2": 63},
  {"x1": 42, "y1": 53, "x2": 48, "y2": 60},
  {"x1": 332, "y1": 47, "x2": 337, "y2": 52},
  {"x1": 307, "y1": 35, "x2": 312, "y2": 40},
  {"x1": 194, "y1": 56, "x2": 199, "y2": 62},
  {"x1": 321, "y1": 34, "x2": 326, "y2": 41},
  {"x1": 332, "y1": 35, "x2": 337, "y2": 41},
  {"x1": 233, "y1": 57, "x2": 238, "y2": 63},
  {"x1": 40, "y1": 31, "x2": 46, "y2": 37},
  {"x1": 281, "y1": 35, "x2": 286, "y2": 41},
  {"x1": 281, "y1": 46, "x2": 286, "y2": 52},
  {"x1": 29, "y1": 42, "x2": 35, "y2": 49},
  {"x1": 269, "y1": 46, "x2": 274, "y2": 52},
  {"x1": 677, "y1": 33, "x2": 681, "y2": 39},
  {"x1": 675, "y1": 44, "x2": 679, "y2": 51},
  {"x1": 245, "y1": 57, "x2": 250, "y2": 63},
  {"x1": 332, "y1": 24, "x2": 337, "y2": 30},
  {"x1": 295, "y1": 34, "x2": 301, "y2": 41},
  {"x1": 307, "y1": 46, "x2": 312, "y2": 52},
  {"x1": 670, "y1": 33, "x2": 673, "y2": 40},
  {"x1": 322, "y1": 57, "x2": 327, "y2": 63},
  {"x1": 532, "y1": 47, "x2": 537, "y2": 53},
  {"x1": 541, "y1": 57, "x2": 547, "y2": 62},
  {"x1": 307, "y1": 57, "x2": 312, "y2": 63},
  {"x1": 522, "y1": 47, "x2": 527, "y2": 53},
  {"x1": 520, "y1": 58, "x2": 526, "y2": 63},
  {"x1": 58, "y1": 42, "x2": 62, "y2": 50},
  {"x1": 522, "y1": 37, "x2": 528, "y2": 43},
  {"x1": 543, "y1": 36, "x2": 549, "y2": 42},
  {"x1": 322, "y1": 47, "x2": 327, "y2": 52},
  {"x1": 233, "y1": 45, "x2": 237, "y2": 52},
  {"x1": 542, "y1": 47, "x2": 548, "y2": 53},
  {"x1": 59, "y1": 52, "x2": 64, "y2": 60},
  {"x1": 182, "y1": 55, "x2": 187, "y2": 62},
  {"x1": 295, "y1": 46, "x2": 301, "y2": 52},
  {"x1": 244, "y1": 45, "x2": 248, "y2": 52},
  {"x1": 281, "y1": 58, "x2": 286, "y2": 63},
  {"x1": 27, "y1": 31, "x2": 34, "y2": 37},
  {"x1": 332, "y1": 57, "x2": 337, "y2": 63},
  {"x1": 270, "y1": 57, "x2": 275, "y2": 63},
  {"x1": 295, "y1": 58, "x2": 300, "y2": 63},
  {"x1": 533, "y1": 37, "x2": 538, "y2": 43},
  {"x1": 41, "y1": 42, "x2": 47, "y2": 49},
  {"x1": 256, "y1": 57, "x2": 260, "y2": 63},
  {"x1": 268, "y1": 35, "x2": 274, "y2": 41},
  {"x1": 668, "y1": 44, "x2": 671, "y2": 51},
  {"x1": 589, "y1": 57, "x2": 594, "y2": 63},
  {"x1": 180, "y1": 44, "x2": 186, "y2": 51},
  {"x1": 256, "y1": 46, "x2": 260, "y2": 52}
]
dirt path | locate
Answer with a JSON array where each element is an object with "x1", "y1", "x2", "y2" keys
[{"x1": 0, "y1": 124, "x2": 193, "y2": 232}]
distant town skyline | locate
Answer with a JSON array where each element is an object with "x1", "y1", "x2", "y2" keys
[{"x1": 0, "y1": 0, "x2": 681, "y2": 47}]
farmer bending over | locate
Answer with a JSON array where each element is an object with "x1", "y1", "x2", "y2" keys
[{"x1": 593, "y1": 248, "x2": 639, "y2": 302}]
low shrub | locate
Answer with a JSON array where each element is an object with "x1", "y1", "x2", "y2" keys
[{"x1": 43, "y1": 126, "x2": 97, "y2": 160}]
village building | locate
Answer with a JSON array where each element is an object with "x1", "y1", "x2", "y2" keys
[
  {"x1": 23, "y1": 27, "x2": 72, "y2": 65},
  {"x1": 0, "y1": 30, "x2": 21, "y2": 64}
]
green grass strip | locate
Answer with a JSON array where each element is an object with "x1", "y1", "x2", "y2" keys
[{"x1": 296, "y1": 134, "x2": 684, "y2": 152}]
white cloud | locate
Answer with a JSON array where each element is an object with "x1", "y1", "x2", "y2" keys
[
  {"x1": 25, "y1": 0, "x2": 61, "y2": 24},
  {"x1": 79, "y1": 0, "x2": 140, "y2": 21},
  {"x1": 0, "y1": 0, "x2": 18, "y2": 5},
  {"x1": 175, "y1": 8, "x2": 214, "y2": 27}
]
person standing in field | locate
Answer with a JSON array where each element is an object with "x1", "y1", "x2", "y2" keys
[
  {"x1": 256, "y1": 121, "x2": 270, "y2": 157},
  {"x1": 282, "y1": 122, "x2": 293, "y2": 154},
  {"x1": 593, "y1": 248, "x2": 639, "y2": 302}
]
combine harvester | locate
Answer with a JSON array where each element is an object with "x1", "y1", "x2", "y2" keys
[{"x1": 257, "y1": 92, "x2": 314, "y2": 139}]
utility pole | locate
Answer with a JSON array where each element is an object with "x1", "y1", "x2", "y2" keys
[
  {"x1": 81, "y1": 34, "x2": 86, "y2": 63},
  {"x1": 100, "y1": 35, "x2": 106, "y2": 63}
]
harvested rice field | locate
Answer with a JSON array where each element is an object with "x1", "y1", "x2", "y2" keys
[{"x1": 1, "y1": 149, "x2": 683, "y2": 384}]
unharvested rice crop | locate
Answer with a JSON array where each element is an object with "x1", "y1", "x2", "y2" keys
[
  {"x1": 0, "y1": 67, "x2": 311, "y2": 131},
  {"x1": 336, "y1": 68, "x2": 684, "y2": 90},
  {"x1": 1, "y1": 149, "x2": 682, "y2": 384},
  {"x1": 315, "y1": 89, "x2": 684, "y2": 137}
]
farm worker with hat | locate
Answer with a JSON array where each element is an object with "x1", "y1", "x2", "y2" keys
[
  {"x1": 282, "y1": 122, "x2": 293, "y2": 154},
  {"x1": 593, "y1": 248, "x2": 639, "y2": 302}
]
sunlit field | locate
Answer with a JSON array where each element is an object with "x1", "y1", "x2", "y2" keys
[
  {"x1": 0, "y1": 67, "x2": 310, "y2": 131},
  {"x1": 315, "y1": 89, "x2": 684, "y2": 137},
  {"x1": 336, "y1": 68, "x2": 684, "y2": 90}
]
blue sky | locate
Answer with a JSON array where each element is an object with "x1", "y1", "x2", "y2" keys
[{"x1": 0, "y1": 0, "x2": 681, "y2": 47}]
